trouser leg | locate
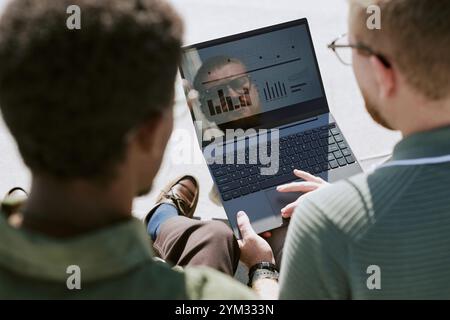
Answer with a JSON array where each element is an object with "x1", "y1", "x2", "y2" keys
[{"x1": 152, "y1": 216, "x2": 240, "y2": 276}]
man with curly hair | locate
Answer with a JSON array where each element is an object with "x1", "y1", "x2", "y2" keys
[{"x1": 0, "y1": 0, "x2": 262, "y2": 299}]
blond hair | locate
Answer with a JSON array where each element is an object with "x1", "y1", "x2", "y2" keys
[{"x1": 349, "y1": 0, "x2": 450, "y2": 100}]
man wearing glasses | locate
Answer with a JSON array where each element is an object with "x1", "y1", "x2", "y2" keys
[
  {"x1": 192, "y1": 56, "x2": 263, "y2": 133},
  {"x1": 239, "y1": 0, "x2": 450, "y2": 299}
]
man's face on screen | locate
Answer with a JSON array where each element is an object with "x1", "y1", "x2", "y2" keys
[{"x1": 201, "y1": 61, "x2": 261, "y2": 123}]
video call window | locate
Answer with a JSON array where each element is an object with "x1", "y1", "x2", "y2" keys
[{"x1": 181, "y1": 24, "x2": 324, "y2": 131}]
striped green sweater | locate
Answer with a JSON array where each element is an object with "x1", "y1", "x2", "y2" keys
[{"x1": 279, "y1": 125, "x2": 450, "y2": 299}]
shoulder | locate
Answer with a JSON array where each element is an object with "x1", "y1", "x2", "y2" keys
[
  {"x1": 184, "y1": 266, "x2": 257, "y2": 300},
  {"x1": 123, "y1": 259, "x2": 188, "y2": 299},
  {"x1": 301, "y1": 165, "x2": 420, "y2": 238}
]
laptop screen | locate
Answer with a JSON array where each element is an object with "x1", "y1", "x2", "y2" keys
[{"x1": 179, "y1": 18, "x2": 329, "y2": 137}]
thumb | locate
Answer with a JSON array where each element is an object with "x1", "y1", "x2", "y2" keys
[
  {"x1": 237, "y1": 211, "x2": 255, "y2": 239},
  {"x1": 280, "y1": 202, "x2": 296, "y2": 218}
]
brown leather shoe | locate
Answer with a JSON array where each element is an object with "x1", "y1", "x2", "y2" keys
[{"x1": 144, "y1": 175, "x2": 199, "y2": 226}]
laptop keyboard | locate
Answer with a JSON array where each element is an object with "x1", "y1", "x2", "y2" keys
[{"x1": 211, "y1": 123, "x2": 356, "y2": 201}]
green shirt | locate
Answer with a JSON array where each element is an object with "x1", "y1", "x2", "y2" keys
[
  {"x1": 280, "y1": 125, "x2": 450, "y2": 299},
  {"x1": 0, "y1": 214, "x2": 256, "y2": 299}
]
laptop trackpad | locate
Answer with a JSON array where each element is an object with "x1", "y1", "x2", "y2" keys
[{"x1": 265, "y1": 188, "x2": 302, "y2": 217}]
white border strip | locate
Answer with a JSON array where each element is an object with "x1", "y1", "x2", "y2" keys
[{"x1": 380, "y1": 154, "x2": 450, "y2": 169}]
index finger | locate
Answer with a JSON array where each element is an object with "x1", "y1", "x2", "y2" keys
[
  {"x1": 293, "y1": 169, "x2": 325, "y2": 183},
  {"x1": 277, "y1": 181, "x2": 320, "y2": 193}
]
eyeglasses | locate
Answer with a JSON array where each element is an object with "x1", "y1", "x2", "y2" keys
[
  {"x1": 203, "y1": 74, "x2": 251, "y2": 96},
  {"x1": 327, "y1": 33, "x2": 391, "y2": 67}
]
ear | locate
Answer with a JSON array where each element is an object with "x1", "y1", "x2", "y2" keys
[{"x1": 370, "y1": 55, "x2": 395, "y2": 99}]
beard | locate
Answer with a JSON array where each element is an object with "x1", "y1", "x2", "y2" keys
[{"x1": 362, "y1": 89, "x2": 394, "y2": 130}]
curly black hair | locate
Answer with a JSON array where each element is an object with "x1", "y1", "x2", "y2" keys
[{"x1": 0, "y1": 0, "x2": 183, "y2": 180}]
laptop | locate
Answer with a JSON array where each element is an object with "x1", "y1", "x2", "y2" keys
[{"x1": 179, "y1": 18, "x2": 362, "y2": 238}]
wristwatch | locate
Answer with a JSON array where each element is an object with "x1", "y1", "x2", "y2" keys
[{"x1": 247, "y1": 262, "x2": 279, "y2": 287}]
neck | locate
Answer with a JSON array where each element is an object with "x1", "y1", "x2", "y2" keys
[
  {"x1": 399, "y1": 97, "x2": 450, "y2": 138},
  {"x1": 21, "y1": 173, "x2": 136, "y2": 238}
]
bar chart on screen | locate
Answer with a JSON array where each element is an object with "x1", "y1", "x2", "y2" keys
[
  {"x1": 263, "y1": 80, "x2": 288, "y2": 101},
  {"x1": 206, "y1": 88, "x2": 253, "y2": 116}
]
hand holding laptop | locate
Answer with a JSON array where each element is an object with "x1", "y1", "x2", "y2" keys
[{"x1": 236, "y1": 211, "x2": 275, "y2": 268}]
